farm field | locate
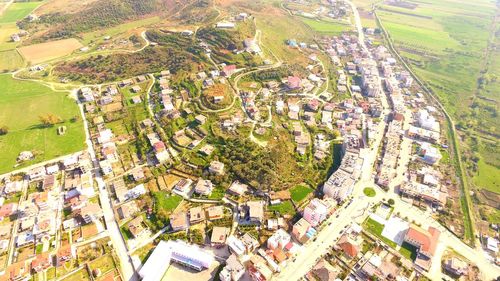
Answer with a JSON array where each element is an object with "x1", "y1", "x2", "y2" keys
[
  {"x1": 376, "y1": 0, "x2": 499, "y2": 193},
  {"x1": 0, "y1": 49, "x2": 24, "y2": 72},
  {"x1": 0, "y1": 1, "x2": 42, "y2": 23},
  {"x1": 18, "y1": 38, "x2": 83, "y2": 64},
  {"x1": 0, "y1": 22, "x2": 19, "y2": 51},
  {"x1": 0, "y1": 74, "x2": 85, "y2": 174}
]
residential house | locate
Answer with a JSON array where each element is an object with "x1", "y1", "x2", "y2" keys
[
  {"x1": 128, "y1": 216, "x2": 147, "y2": 238},
  {"x1": 170, "y1": 212, "x2": 188, "y2": 232},
  {"x1": 207, "y1": 206, "x2": 224, "y2": 221},
  {"x1": 189, "y1": 206, "x2": 205, "y2": 224},
  {"x1": 194, "y1": 179, "x2": 213, "y2": 196},
  {"x1": 208, "y1": 161, "x2": 225, "y2": 175},
  {"x1": 211, "y1": 227, "x2": 230, "y2": 246}
]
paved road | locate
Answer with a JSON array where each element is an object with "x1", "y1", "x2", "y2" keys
[{"x1": 77, "y1": 101, "x2": 138, "y2": 281}]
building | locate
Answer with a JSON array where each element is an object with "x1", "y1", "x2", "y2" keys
[
  {"x1": 208, "y1": 161, "x2": 225, "y2": 175},
  {"x1": 219, "y1": 254, "x2": 245, "y2": 281},
  {"x1": 241, "y1": 201, "x2": 264, "y2": 225},
  {"x1": 227, "y1": 181, "x2": 248, "y2": 196},
  {"x1": 173, "y1": 179, "x2": 194, "y2": 198},
  {"x1": 189, "y1": 206, "x2": 205, "y2": 224},
  {"x1": 443, "y1": 257, "x2": 468, "y2": 277},
  {"x1": 292, "y1": 218, "x2": 315, "y2": 243},
  {"x1": 128, "y1": 216, "x2": 147, "y2": 238},
  {"x1": 303, "y1": 198, "x2": 331, "y2": 227},
  {"x1": 207, "y1": 205, "x2": 224, "y2": 221},
  {"x1": 267, "y1": 229, "x2": 290, "y2": 250},
  {"x1": 170, "y1": 212, "x2": 188, "y2": 232},
  {"x1": 403, "y1": 225, "x2": 441, "y2": 270},
  {"x1": 139, "y1": 240, "x2": 214, "y2": 281},
  {"x1": 211, "y1": 226, "x2": 230, "y2": 246},
  {"x1": 194, "y1": 179, "x2": 213, "y2": 196},
  {"x1": 337, "y1": 235, "x2": 359, "y2": 259}
]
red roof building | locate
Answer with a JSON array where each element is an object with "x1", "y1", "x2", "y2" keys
[
  {"x1": 222, "y1": 65, "x2": 237, "y2": 77},
  {"x1": 153, "y1": 141, "x2": 166, "y2": 153},
  {"x1": 287, "y1": 76, "x2": 302, "y2": 90},
  {"x1": 404, "y1": 225, "x2": 440, "y2": 258},
  {"x1": 0, "y1": 203, "x2": 18, "y2": 218},
  {"x1": 31, "y1": 253, "x2": 52, "y2": 273},
  {"x1": 337, "y1": 235, "x2": 359, "y2": 259}
]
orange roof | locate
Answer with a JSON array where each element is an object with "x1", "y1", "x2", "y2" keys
[
  {"x1": 405, "y1": 226, "x2": 440, "y2": 256},
  {"x1": 0, "y1": 261, "x2": 28, "y2": 281},
  {"x1": 338, "y1": 235, "x2": 359, "y2": 258}
]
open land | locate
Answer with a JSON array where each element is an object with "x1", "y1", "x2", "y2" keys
[
  {"x1": 18, "y1": 38, "x2": 84, "y2": 64},
  {"x1": 0, "y1": 74, "x2": 85, "y2": 173}
]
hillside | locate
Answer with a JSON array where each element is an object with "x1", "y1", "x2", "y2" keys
[{"x1": 18, "y1": 0, "x2": 200, "y2": 42}]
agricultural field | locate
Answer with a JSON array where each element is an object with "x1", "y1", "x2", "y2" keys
[
  {"x1": 0, "y1": 74, "x2": 85, "y2": 173},
  {"x1": 0, "y1": 1, "x2": 42, "y2": 23},
  {"x1": 18, "y1": 38, "x2": 83, "y2": 64},
  {"x1": 0, "y1": 49, "x2": 24, "y2": 72}
]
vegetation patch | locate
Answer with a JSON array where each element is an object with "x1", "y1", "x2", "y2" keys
[
  {"x1": 0, "y1": 74, "x2": 85, "y2": 174},
  {"x1": 152, "y1": 192, "x2": 182, "y2": 212},
  {"x1": 290, "y1": 184, "x2": 313, "y2": 203},
  {"x1": 268, "y1": 200, "x2": 295, "y2": 216},
  {"x1": 363, "y1": 187, "x2": 376, "y2": 197}
]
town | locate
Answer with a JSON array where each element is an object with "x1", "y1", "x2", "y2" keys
[{"x1": 0, "y1": 0, "x2": 498, "y2": 281}]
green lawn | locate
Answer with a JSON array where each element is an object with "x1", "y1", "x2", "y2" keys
[
  {"x1": 153, "y1": 192, "x2": 182, "y2": 212},
  {"x1": 399, "y1": 242, "x2": 418, "y2": 261},
  {"x1": 268, "y1": 200, "x2": 295, "y2": 216},
  {"x1": 363, "y1": 218, "x2": 397, "y2": 248},
  {"x1": 0, "y1": 2, "x2": 43, "y2": 23},
  {"x1": 290, "y1": 184, "x2": 313, "y2": 203},
  {"x1": 301, "y1": 18, "x2": 353, "y2": 35},
  {"x1": 474, "y1": 159, "x2": 500, "y2": 194},
  {"x1": 363, "y1": 187, "x2": 376, "y2": 197},
  {"x1": 0, "y1": 74, "x2": 85, "y2": 174}
]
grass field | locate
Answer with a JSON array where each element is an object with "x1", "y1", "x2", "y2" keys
[
  {"x1": 363, "y1": 218, "x2": 397, "y2": 248},
  {"x1": 0, "y1": 49, "x2": 24, "y2": 71},
  {"x1": 0, "y1": 2, "x2": 42, "y2": 23},
  {"x1": 268, "y1": 200, "x2": 296, "y2": 216},
  {"x1": 301, "y1": 18, "x2": 353, "y2": 35},
  {"x1": 0, "y1": 22, "x2": 19, "y2": 51},
  {"x1": 153, "y1": 192, "x2": 182, "y2": 212},
  {"x1": 18, "y1": 38, "x2": 83, "y2": 64},
  {"x1": 0, "y1": 74, "x2": 85, "y2": 174},
  {"x1": 290, "y1": 184, "x2": 313, "y2": 203}
]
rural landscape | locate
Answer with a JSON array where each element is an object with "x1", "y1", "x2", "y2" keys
[{"x1": 0, "y1": 0, "x2": 498, "y2": 281}]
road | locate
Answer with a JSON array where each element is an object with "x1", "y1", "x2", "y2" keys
[
  {"x1": 277, "y1": 0, "x2": 500, "y2": 280},
  {"x1": 77, "y1": 101, "x2": 138, "y2": 281},
  {"x1": 0, "y1": 0, "x2": 14, "y2": 16}
]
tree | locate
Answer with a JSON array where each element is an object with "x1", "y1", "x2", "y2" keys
[
  {"x1": 0, "y1": 126, "x2": 8, "y2": 135},
  {"x1": 388, "y1": 199, "x2": 395, "y2": 206},
  {"x1": 39, "y1": 113, "x2": 61, "y2": 127}
]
